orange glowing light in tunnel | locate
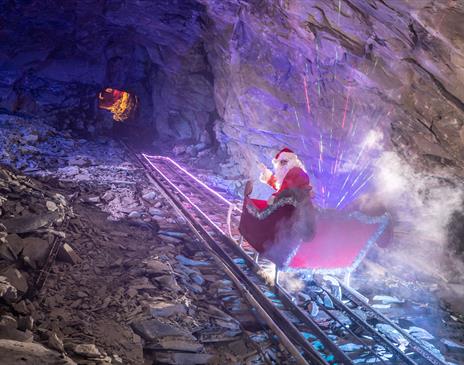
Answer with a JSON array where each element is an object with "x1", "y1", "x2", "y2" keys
[{"x1": 98, "y1": 88, "x2": 137, "y2": 122}]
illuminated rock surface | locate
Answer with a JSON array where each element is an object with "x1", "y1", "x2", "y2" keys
[
  {"x1": 0, "y1": 1, "x2": 463, "y2": 364},
  {"x1": 0, "y1": 1, "x2": 463, "y2": 174}
]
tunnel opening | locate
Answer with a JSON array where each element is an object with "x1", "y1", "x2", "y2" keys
[{"x1": 98, "y1": 88, "x2": 138, "y2": 122}]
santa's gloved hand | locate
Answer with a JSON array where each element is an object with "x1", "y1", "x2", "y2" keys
[
  {"x1": 258, "y1": 163, "x2": 272, "y2": 183},
  {"x1": 258, "y1": 162, "x2": 267, "y2": 172}
]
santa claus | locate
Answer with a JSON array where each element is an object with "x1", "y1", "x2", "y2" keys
[
  {"x1": 239, "y1": 148, "x2": 391, "y2": 285},
  {"x1": 239, "y1": 148, "x2": 316, "y2": 269}
]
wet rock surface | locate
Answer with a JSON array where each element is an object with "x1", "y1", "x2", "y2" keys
[{"x1": 0, "y1": 0, "x2": 217, "y2": 151}]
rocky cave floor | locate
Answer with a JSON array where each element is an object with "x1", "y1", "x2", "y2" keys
[
  {"x1": 1, "y1": 115, "x2": 464, "y2": 364},
  {"x1": 0, "y1": 114, "x2": 289, "y2": 365}
]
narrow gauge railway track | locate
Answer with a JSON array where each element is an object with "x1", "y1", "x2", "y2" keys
[
  {"x1": 129, "y1": 151, "x2": 448, "y2": 365},
  {"x1": 131, "y1": 153, "x2": 344, "y2": 365}
]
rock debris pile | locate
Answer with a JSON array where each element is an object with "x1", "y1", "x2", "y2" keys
[
  {"x1": 0, "y1": 165, "x2": 78, "y2": 363},
  {"x1": 0, "y1": 115, "x2": 286, "y2": 364}
]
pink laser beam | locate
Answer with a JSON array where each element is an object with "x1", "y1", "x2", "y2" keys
[
  {"x1": 303, "y1": 75, "x2": 311, "y2": 117},
  {"x1": 337, "y1": 173, "x2": 374, "y2": 209},
  {"x1": 341, "y1": 88, "x2": 351, "y2": 129}
]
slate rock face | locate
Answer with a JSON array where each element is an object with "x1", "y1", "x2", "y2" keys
[
  {"x1": 199, "y1": 0, "x2": 464, "y2": 178},
  {"x1": 1, "y1": 0, "x2": 463, "y2": 178}
]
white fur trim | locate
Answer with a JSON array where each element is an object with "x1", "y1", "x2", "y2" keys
[
  {"x1": 259, "y1": 168, "x2": 273, "y2": 183},
  {"x1": 272, "y1": 151, "x2": 299, "y2": 169}
]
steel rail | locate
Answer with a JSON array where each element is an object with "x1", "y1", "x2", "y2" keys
[
  {"x1": 308, "y1": 301, "x2": 390, "y2": 365},
  {"x1": 150, "y1": 157, "x2": 240, "y2": 224},
  {"x1": 146, "y1": 156, "x2": 252, "y2": 257},
  {"x1": 140, "y1": 153, "x2": 451, "y2": 365},
  {"x1": 27, "y1": 218, "x2": 69, "y2": 298},
  {"x1": 187, "y1": 206, "x2": 355, "y2": 362},
  {"x1": 25, "y1": 188, "x2": 78, "y2": 299},
  {"x1": 138, "y1": 160, "x2": 306, "y2": 365},
  {"x1": 149, "y1": 157, "x2": 242, "y2": 239},
  {"x1": 148, "y1": 155, "x2": 236, "y2": 209},
  {"x1": 155, "y1": 159, "x2": 224, "y2": 210},
  {"x1": 139, "y1": 153, "x2": 332, "y2": 365},
  {"x1": 339, "y1": 282, "x2": 448, "y2": 365},
  {"x1": 210, "y1": 227, "x2": 354, "y2": 364},
  {"x1": 316, "y1": 284, "x2": 418, "y2": 365}
]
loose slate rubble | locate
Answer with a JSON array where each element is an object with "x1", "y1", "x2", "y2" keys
[
  {"x1": 0, "y1": 116, "x2": 284, "y2": 364},
  {"x1": 0, "y1": 339, "x2": 76, "y2": 364},
  {"x1": 347, "y1": 257, "x2": 464, "y2": 365}
]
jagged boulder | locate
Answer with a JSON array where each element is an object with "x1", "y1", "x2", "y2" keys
[{"x1": 0, "y1": 339, "x2": 76, "y2": 365}]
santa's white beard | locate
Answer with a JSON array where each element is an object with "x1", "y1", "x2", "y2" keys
[{"x1": 273, "y1": 158, "x2": 305, "y2": 189}]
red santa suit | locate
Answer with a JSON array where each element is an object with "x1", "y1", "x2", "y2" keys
[{"x1": 239, "y1": 149, "x2": 316, "y2": 267}]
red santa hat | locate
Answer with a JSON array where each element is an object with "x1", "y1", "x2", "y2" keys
[{"x1": 273, "y1": 148, "x2": 296, "y2": 163}]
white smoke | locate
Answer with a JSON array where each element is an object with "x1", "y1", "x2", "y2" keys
[
  {"x1": 372, "y1": 151, "x2": 464, "y2": 282},
  {"x1": 337, "y1": 129, "x2": 384, "y2": 173},
  {"x1": 364, "y1": 129, "x2": 384, "y2": 150}
]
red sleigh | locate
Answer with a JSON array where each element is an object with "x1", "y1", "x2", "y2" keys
[{"x1": 238, "y1": 189, "x2": 391, "y2": 277}]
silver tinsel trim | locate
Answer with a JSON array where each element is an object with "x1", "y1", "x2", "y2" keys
[{"x1": 245, "y1": 197, "x2": 297, "y2": 220}]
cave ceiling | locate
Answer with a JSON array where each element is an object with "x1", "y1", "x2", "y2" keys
[{"x1": 0, "y1": 0, "x2": 463, "y2": 181}]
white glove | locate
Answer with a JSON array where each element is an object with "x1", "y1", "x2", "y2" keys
[
  {"x1": 258, "y1": 163, "x2": 272, "y2": 183},
  {"x1": 258, "y1": 163, "x2": 267, "y2": 173}
]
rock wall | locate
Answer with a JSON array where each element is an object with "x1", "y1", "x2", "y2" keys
[
  {"x1": 200, "y1": 1, "x2": 464, "y2": 179},
  {"x1": 197, "y1": 0, "x2": 464, "y2": 269}
]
